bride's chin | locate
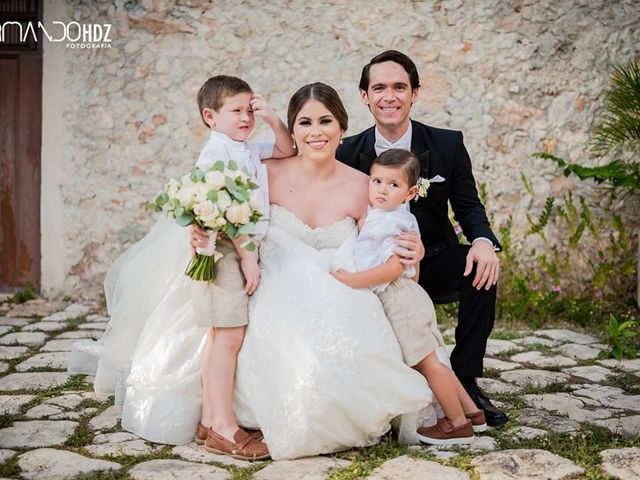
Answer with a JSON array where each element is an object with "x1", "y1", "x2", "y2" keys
[{"x1": 300, "y1": 150, "x2": 337, "y2": 163}]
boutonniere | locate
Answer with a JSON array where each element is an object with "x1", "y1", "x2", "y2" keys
[{"x1": 414, "y1": 177, "x2": 430, "y2": 202}]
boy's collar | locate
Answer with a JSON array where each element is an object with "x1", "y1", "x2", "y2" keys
[
  {"x1": 209, "y1": 130, "x2": 248, "y2": 149},
  {"x1": 368, "y1": 202, "x2": 411, "y2": 214}
]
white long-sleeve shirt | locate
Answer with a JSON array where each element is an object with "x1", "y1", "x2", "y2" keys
[
  {"x1": 196, "y1": 131, "x2": 274, "y2": 239},
  {"x1": 354, "y1": 204, "x2": 420, "y2": 293}
]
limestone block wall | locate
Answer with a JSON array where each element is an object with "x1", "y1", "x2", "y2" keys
[{"x1": 40, "y1": 0, "x2": 640, "y2": 298}]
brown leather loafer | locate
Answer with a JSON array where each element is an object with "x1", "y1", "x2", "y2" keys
[
  {"x1": 205, "y1": 428, "x2": 270, "y2": 461},
  {"x1": 466, "y1": 410, "x2": 488, "y2": 433},
  {"x1": 245, "y1": 428, "x2": 264, "y2": 441},
  {"x1": 417, "y1": 417, "x2": 474, "y2": 445},
  {"x1": 196, "y1": 423, "x2": 264, "y2": 444},
  {"x1": 195, "y1": 423, "x2": 209, "y2": 445}
]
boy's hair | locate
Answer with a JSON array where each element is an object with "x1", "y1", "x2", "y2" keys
[
  {"x1": 197, "y1": 75, "x2": 253, "y2": 127},
  {"x1": 359, "y1": 50, "x2": 421, "y2": 92},
  {"x1": 372, "y1": 148, "x2": 421, "y2": 186}
]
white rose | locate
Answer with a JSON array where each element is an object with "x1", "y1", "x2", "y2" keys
[
  {"x1": 225, "y1": 202, "x2": 252, "y2": 225},
  {"x1": 193, "y1": 200, "x2": 218, "y2": 220},
  {"x1": 165, "y1": 178, "x2": 180, "y2": 198},
  {"x1": 194, "y1": 183, "x2": 211, "y2": 203},
  {"x1": 181, "y1": 173, "x2": 194, "y2": 187},
  {"x1": 216, "y1": 190, "x2": 232, "y2": 211},
  {"x1": 176, "y1": 185, "x2": 196, "y2": 207},
  {"x1": 205, "y1": 170, "x2": 226, "y2": 190},
  {"x1": 249, "y1": 190, "x2": 263, "y2": 211},
  {"x1": 203, "y1": 217, "x2": 227, "y2": 230}
]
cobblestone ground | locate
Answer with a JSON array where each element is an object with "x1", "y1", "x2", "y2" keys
[{"x1": 0, "y1": 298, "x2": 639, "y2": 479}]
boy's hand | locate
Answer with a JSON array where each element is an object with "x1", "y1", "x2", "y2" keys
[
  {"x1": 250, "y1": 94, "x2": 278, "y2": 126},
  {"x1": 190, "y1": 224, "x2": 209, "y2": 258},
  {"x1": 332, "y1": 269, "x2": 356, "y2": 288},
  {"x1": 240, "y1": 256, "x2": 261, "y2": 295}
]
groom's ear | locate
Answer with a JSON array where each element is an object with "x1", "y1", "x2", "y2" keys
[
  {"x1": 359, "y1": 89, "x2": 369, "y2": 106},
  {"x1": 410, "y1": 87, "x2": 420, "y2": 106}
]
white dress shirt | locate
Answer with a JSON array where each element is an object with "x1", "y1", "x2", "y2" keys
[
  {"x1": 374, "y1": 122, "x2": 495, "y2": 250},
  {"x1": 354, "y1": 204, "x2": 420, "y2": 293},
  {"x1": 196, "y1": 131, "x2": 274, "y2": 239},
  {"x1": 374, "y1": 123, "x2": 412, "y2": 156}
]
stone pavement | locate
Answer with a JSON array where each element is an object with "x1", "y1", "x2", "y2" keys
[{"x1": 0, "y1": 298, "x2": 638, "y2": 479}]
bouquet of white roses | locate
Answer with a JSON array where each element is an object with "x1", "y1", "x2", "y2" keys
[{"x1": 150, "y1": 160, "x2": 263, "y2": 281}]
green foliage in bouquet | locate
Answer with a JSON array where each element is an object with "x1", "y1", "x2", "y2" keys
[{"x1": 150, "y1": 161, "x2": 263, "y2": 281}]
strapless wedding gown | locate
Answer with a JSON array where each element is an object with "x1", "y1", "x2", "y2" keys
[
  {"x1": 233, "y1": 205, "x2": 432, "y2": 459},
  {"x1": 75, "y1": 206, "x2": 435, "y2": 459}
]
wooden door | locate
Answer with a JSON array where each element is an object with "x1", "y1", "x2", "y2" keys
[{"x1": 0, "y1": 0, "x2": 42, "y2": 292}]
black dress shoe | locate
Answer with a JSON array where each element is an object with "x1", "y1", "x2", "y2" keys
[{"x1": 461, "y1": 378, "x2": 509, "y2": 428}]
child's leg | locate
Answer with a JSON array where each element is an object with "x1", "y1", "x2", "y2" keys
[
  {"x1": 414, "y1": 352, "x2": 471, "y2": 427},
  {"x1": 452, "y1": 372, "x2": 482, "y2": 414},
  {"x1": 201, "y1": 326, "x2": 245, "y2": 441}
]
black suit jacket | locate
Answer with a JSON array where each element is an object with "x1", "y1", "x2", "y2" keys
[{"x1": 336, "y1": 119, "x2": 501, "y2": 258}]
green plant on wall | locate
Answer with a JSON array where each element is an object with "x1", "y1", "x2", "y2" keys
[
  {"x1": 537, "y1": 59, "x2": 640, "y2": 192},
  {"x1": 591, "y1": 60, "x2": 640, "y2": 157},
  {"x1": 491, "y1": 60, "x2": 639, "y2": 359}
]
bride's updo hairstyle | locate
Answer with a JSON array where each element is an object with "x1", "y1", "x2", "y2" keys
[{"x1": 287, "y1": 82, "x2": 349, "y2": 134}]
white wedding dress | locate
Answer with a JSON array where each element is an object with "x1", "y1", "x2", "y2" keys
[{"x1": 74, "y1": 205, "x2": 436, "y2": 460}]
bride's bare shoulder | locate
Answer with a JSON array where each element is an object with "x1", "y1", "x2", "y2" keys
[
  {"x1": 335, "y1": 162, "x2": 369, "y2": 220},
  {"x1": 336, "y1": 162, "x2": 369, "y2": 190},
  {"x1": 265, "y1": 156, "x2": 298, "y2": 174}
]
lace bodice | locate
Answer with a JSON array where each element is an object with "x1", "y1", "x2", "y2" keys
[{"x1": 269, "y1": 204, "x2": 356, "y2": 250}]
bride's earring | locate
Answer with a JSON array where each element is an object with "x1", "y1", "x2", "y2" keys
[
  {"x1": 292, "y1": 138, "x2": 297, "y2": 150},
  {"x1": 339, "y1": 137, "x2": 344, "y2": 145}
]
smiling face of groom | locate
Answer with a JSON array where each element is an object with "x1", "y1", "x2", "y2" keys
[{"x1": 359, "y1": 51, "x2": 420, "y2": 141}]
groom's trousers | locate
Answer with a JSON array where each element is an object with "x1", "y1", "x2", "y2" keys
[{"x1": 419, "y1": 244, "x2": 497, "y2": 379}]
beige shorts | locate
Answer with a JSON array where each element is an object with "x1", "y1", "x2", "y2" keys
[
  {"x1": 191, "y1": 237, "x2": 252, "y2": 328},
  {"x1": 378, "y1": 278, "x2": 445, "y2": 366}
]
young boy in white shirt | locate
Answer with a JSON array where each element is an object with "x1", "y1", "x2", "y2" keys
[{"x1": 192, "y1": 75, "x2": 294, "y2": 460}]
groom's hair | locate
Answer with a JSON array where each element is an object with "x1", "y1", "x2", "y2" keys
[
  {"x1": 197, "y1": 75, "x2": 253, "y2": 127},
  {"x1": 359, "y1": 50, "x2": 421, "y2": 91},
  {"x1": 373, "y1": 149, "x2": 421, "y2": 186}
]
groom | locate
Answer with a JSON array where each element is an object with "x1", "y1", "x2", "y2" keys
[{"x1": 336, "y1": 50, "x2": 507, "y2": 427}]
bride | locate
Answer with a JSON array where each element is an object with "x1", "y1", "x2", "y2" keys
[{"x1": 83, "y1": 83, "x2": 436, "y2": 460}]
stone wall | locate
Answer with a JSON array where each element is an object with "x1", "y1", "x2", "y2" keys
[{"x1": 40, "y1": 0, "x2": 640, "y2": 298}]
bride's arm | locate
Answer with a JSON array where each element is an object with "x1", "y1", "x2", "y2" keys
[{"x1": 346, "y1": 171, "x2": 370, "y2": 230}]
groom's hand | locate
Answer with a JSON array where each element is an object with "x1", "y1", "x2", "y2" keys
[
  {"x1": 394, "y1": 231, "x2": 425, "y2": 267},
  {"x1": 464, "y1": 241, "x2": 500, "y2": 290}
]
